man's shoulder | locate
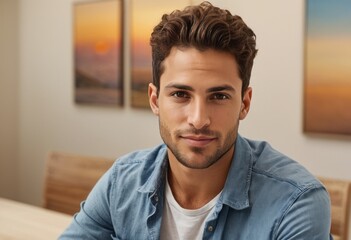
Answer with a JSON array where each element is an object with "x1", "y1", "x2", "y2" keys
[
  {"x1": 244, "y1": 137, "x2": 322, "y2": 190},
  {"x1": 239, "y1": 137, "x2": 331, "y2": 239}
]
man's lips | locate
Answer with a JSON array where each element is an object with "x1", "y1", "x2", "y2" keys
[{"x1": 180, "y1": 135, "x2": 217, "y2": 147}]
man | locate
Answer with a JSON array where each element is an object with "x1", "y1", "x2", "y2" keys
[{"x1": 61, "y1": 2, "x2": 332, "y2": 239}]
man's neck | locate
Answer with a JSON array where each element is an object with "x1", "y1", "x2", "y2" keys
[{"x1": 167, "y1": 148, "x2": 234, "y2": 209}]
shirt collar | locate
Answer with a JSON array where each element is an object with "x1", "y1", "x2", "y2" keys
[
  {"x1": 138, "y1": 145, "x2": 168, "y2": 194},
  {"x1": 220, "y1": 134, "x2": 253, "y2": 210}
]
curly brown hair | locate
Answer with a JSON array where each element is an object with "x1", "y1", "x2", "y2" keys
[{"x1": 150, "y1": 1, "x2": 258, "y2": 96}]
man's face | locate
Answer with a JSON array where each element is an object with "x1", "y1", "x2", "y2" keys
[{"x1": 149, "y1": 47, "x2": 252, "y2": 169}]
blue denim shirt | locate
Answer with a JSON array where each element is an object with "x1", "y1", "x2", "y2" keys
[{"x1": 60, "y1": 135, "x2": 332, "y2": 239}]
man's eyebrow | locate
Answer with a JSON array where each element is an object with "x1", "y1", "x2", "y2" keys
[
  {"x1": 207, "y1": 85, "x2": 236, "y2": 93},
  {"x1": 165, "y1": 83, "x2": 194, "y2": 91},
  {"x1": 164, "y1": 83, "x2": 236, "y2": 93}
]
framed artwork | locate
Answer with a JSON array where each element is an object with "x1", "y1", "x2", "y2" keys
[
  {"x1": 130, "y1": 0, "x2": 193, "y2": 108},
  {"x1": 304, "y1": 0, "x2": 351, "y2": 135},
  {"x1": 74, "y1": 0, "x2": 123, "y2": 106}
]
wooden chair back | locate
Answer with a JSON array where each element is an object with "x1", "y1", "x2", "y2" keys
[
  {"x1": 43, "y1": 151, "x2": 114, "y2": 215},
  {"x1": 319, "y1": 177, "x2": 351, "y2": 240}
]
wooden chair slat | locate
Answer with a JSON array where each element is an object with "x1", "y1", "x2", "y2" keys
[{"x1": 43, "y1": 152, "x2": 114, "y2": 215}]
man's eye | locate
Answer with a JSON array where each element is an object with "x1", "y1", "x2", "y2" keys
[
  {"x1": 172, "y1": 91, "x2": 189, "y2": 98},
  {"x1": 211, "y1": 93, "x2": 230, "y2": 100}
]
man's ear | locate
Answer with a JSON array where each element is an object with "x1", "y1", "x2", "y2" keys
[
  {"x1": 239, "y1": 87, "x2": 252, "y2": 120},
  {"x1": 148, "y1": 83, "x2": 159, "y2": 115}
]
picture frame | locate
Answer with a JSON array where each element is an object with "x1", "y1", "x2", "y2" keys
[
  {"x1": 304, "y1": 0, "x2": 351, "y2": 135},
  {"x1": 73, "y1": 0, "x2": 123, "y2": 106}
]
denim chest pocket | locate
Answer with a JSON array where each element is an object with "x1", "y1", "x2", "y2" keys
[
  {"x1": 111, "y1": 236, "x2": 136, "y2": 240},
  {"x1": 110, "y1": 234, "x2": 134, "y2": 240},
  {"x1": 110, "y1": 234, "x2": 122, "y2": 240}
]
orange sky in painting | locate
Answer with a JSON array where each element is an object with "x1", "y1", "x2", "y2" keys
[
  {"x1": 306, "y1": 36, "x2": 351, "y2": 85},
  {"x1": 74, "y1": 0, "x2": 121, "y2": 45},
  {"x1": 131, "y1": 0, "x2": 191, "y2": 65},
  {"x1": 131, "y1": 1, "x2": 190, "y2": 41}
]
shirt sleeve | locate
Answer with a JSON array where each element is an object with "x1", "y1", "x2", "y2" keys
[
  {"x1": 59, "y1": 166, "x2": 115, "y2": 239},
  {"x1": 275, "y1": 185, "x2": 333, "y2": 240}
]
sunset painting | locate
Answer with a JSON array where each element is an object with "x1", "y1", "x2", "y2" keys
[
  {"x1": 74, "y1": 0, "x2": 123, "y2": 106},
  {"x1": 304, "y1": 0, "x2": 351, "y2": 135},
  {"x1": 130, "y1": 0, "x2": 193, "y2": 108}
]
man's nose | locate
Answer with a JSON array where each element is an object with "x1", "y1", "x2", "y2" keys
[{"x1": 187, "y1": 99, "x2": 211, "y2": 130}]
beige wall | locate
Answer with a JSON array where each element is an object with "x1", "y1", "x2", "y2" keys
[
  {"x1": 1, "y1": 0, "x2": 350, "y2": 233},
  {"x1": 0, "y1": 0, "x2": 19, "y2": 200}
]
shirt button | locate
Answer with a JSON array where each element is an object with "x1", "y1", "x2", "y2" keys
[
  {"x1": 207, "y1": 225, "x2": 214, "y2": 232},
  {"x1": 154, "y1": 195, "x2": 159, "y2": 202}
]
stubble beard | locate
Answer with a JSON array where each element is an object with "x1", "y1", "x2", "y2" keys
[{"x1": 159, "y1": 118, "x2": 239, "y2": 169}]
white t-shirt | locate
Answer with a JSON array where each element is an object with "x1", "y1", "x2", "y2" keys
[{"x1": 160, "y1": 180, "x2": 221, "y2": 240}]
